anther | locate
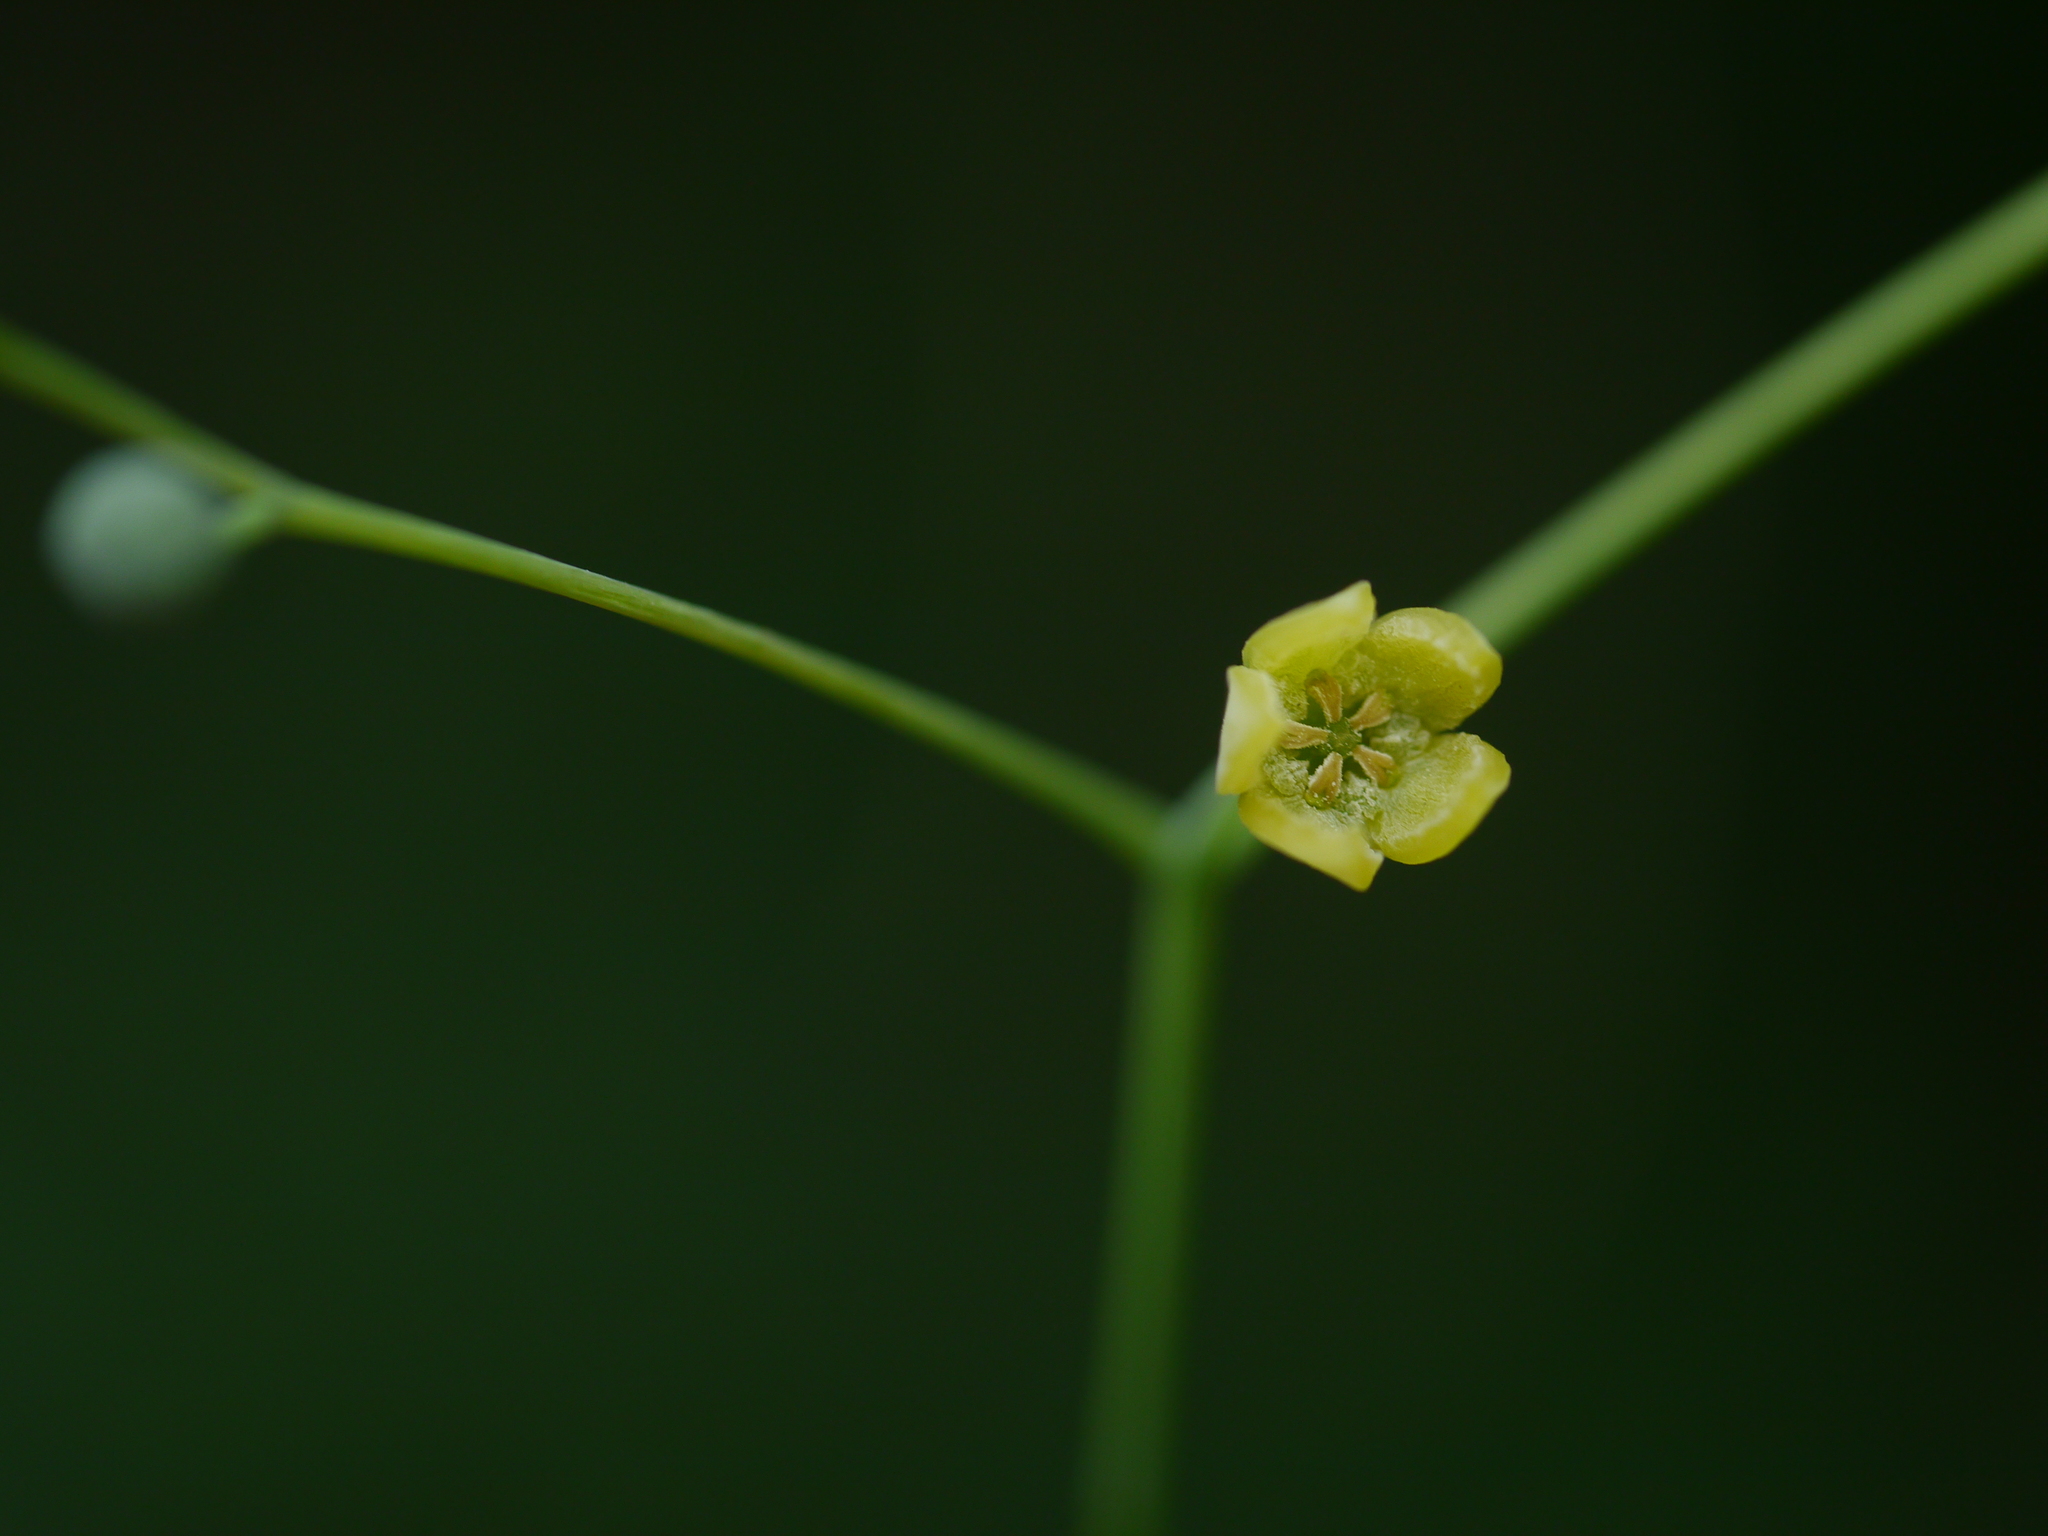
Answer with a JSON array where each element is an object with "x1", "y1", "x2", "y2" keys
[
  {"x1": 1307, "y1": 676, "x2": 1344, "y2": 724},
  {"x1": 1348, "y1": 692, "x2": 1391, "y2": 729},
  {"x1": 1350, "y1": 746, "x2": 1395, "y2": 787},
  {"x1": 1308, "y1": 751, "x2": 1345, "y2": 803},
  {"x1": 1279, "y1": 723, "x2": 1331, "y2": 750}
]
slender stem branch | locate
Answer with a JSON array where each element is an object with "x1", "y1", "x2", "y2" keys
[
  {"x1": 1076, "y1": 784, "x2": 1246, "y2": 1536},
  {"x1": 1445, "y1": 165, "x2": 2048, "y2": 652},
  {"x1": 0, "y1": 323, "x2": 279, "y2": 490},
  {"x1": 278, "y1": 493, "x2": 1163, "y2": 860},
  {"x1": 0, "y1": 318, "x2": 1165, "y2": 864}
]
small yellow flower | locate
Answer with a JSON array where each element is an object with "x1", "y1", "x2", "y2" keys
[{"x1": 1217, "y1": 582, "x2": 1509, "y2": 890}]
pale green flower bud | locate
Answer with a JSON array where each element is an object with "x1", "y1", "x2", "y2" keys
[{"x1": 42, "y1": 445, "x2": 241, "y2": 621}]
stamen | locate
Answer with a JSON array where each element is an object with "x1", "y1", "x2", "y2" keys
[
  {"x1": 1279, "y1": 723, "x2": 1331, "y2": 750},
  {"x1": 1306, "y1": 676, "x2": 1344, "y2": 724},
  {"x1": 1307, "y1": 751, "x2": 1345, "y2": 803},
  {"x1": 1348, "y1": 692, "x2": 1391, "y2": 729},
  {"x1": 1350, "y1": 746, "x2": 1395, "y2": 787}
]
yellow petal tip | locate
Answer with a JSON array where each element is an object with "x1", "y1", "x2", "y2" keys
[
  {"x1": 1217, "y1": 665, "x2": 1290, "y2": 793},
  {"x1": 1375, "y1": 733, "x2": 1510, "y2": 864},
  {"x1": 1237, "y1": 789, "x2": 1384, "y2": 891},
  {"x1": 1241, "y1": 581, "x2": 1377, "y2": 682},
  {"x1": 1362, "y1": 608, "x2": 1502, "y2": 731}
]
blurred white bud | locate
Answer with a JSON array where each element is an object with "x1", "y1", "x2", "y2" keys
[{"x1": 43, "y1": 444, "x2": 238, "y2": 621}]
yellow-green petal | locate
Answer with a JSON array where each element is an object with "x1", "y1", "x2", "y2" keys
[
  {"x1": 1237, "y1": 788, "x2": 1384, "y2": 891},
  {"x1": 1373, "y1": 732, "x2": 1510, "y2": 864},
  {"x1": 1241, "y1": 581, "x2": 1376, "y2": 684},
  {"x1": 1359, "y1": 607, "x2": 1502, "y2": 731},
  {"x1": 1216, "y1": 665, "x2": 1292, "y2": 793}
]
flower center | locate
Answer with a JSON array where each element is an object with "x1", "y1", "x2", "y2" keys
[{"x1": 1281, "y1": 673, "x2": 1413, "y2": 806}]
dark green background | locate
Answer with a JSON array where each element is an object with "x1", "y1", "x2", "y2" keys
[{"x1": 3, "y1": 5, "x2": 2040, "y2": 1531}]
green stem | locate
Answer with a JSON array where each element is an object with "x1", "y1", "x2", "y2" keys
[
  {"x1": 1076, "y1": 783, "x2": 1246, "y2": 1536},
  {"x1": 277, "y1": 493, "x2": 1163, "y2": 861},
  {"x1": 1445, "y1": 164, "x2": 2048, "y2": 652},
  {"x1": 0, "y1": 323, "x2": 278, "y2": 490},
  {"x1": 1080, "y1": 163, "x2": 2048, "y2": 1535},
  {"x1": 0, "y1": 319, "x2": 1164, "y2": 864}
]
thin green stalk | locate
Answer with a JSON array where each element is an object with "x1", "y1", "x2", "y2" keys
[
  {"x1": 1076, "y1": 783, "x2": 1244, "y2": 1536},
  {"x1": 1446, "y1": 165, "x2": 2048, "y2": 652},
  {"x1": 0, "y1": 319, "x2": 1164, "y2": 864},
  {"x1": 0, "y1": 323, "x2": 278, "y2": 490},
  {"x1": 1082, "y1": 164, "x2": 2048, "y2": 1536},
  {"x1": 277, "y1": 492, "x2": 1162, "y2": 860}
]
